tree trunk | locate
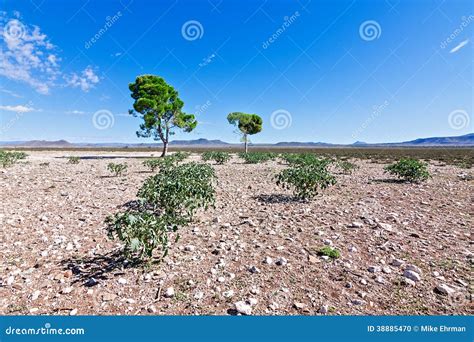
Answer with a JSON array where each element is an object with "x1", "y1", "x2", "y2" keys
[
  {"x1": 161, "y1": 141, "x2": 168, "y2": 157},
  {"x1": 161, "y1": 125, "x2": 170, "y2": 157},
  {"x1": 244, "y1": 134, "x2": 248, "y2": 153}
]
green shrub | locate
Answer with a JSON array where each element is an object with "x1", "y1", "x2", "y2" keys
[
  {"x1": 280, "y1": 153, "x2": 319, "y2": 165},
  {"x1": 172, "y1": 151, "x2": 191, "y2": 162},
  {"x1": 276, "y1": 162, "x2": 336, "y2": 200},
  {"x1": 201, "y1": 151, "x2": 231, "y2": 164},
  {"x1": 67, "y1": 156, "x2": 80, "y2": 164},
  {"x1": 239, "y1": 152, "x2": 276, "y2": 164},
  {"x1": 107, "y1": 162, "x2": 216, "y2": 260},
  {"x1": 335, "y1": 160, "x2": 359, "y2": 175},
  {"x1": 318, "y1": 246, "x2": 340, "y2": 259},
  {"x1": 384, "y1": 158, "x2": 430, "y2": 183},
  {"x1": 107, "y1": 162, "x2": 128, "y2": 176},
  {"x1": 0, "y1": 151, "x2": 27, "y2": 167},
  {"x1": 143, "y1": 156, "x2": 177, "y2": 172}
]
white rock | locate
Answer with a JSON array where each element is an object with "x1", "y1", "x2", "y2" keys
[
  {"x1": 7, "y1": 276, "x2": 14, "y2": 285},
  {"x1": 164, "y1": 287, "x2": 175, "y2": 298},
  {"x1": 118, "y1": 278, "x2": 127, "y2": 285},
  {"x1": 31, "y1": 290, "x2": 41, "y2": 301},
  {"x1": 435, "y1": 284, "x2": 455, "y2": 296},
  {"x1": 185, "y1": 245, "x2": 195, "y2": 252},
  {"x1": 276, "y1": 257, "x2": 288, "y2": 266},
  {"x1": 403, "y1": 270, "x2": 421, "y2": 282},
  {"x1": 319, "y1": 305, "x2": 329, "y2": 314},
  {"x1": 250, "y1": 287, "x2": 260, "y2": 295},
  {"x1": 382, "y1": 267, "x2": 392, "y2": 274},
  {"x1": 368, "y1": 266, "x2": 381, "y2": 273},
  {"x1": 348, "y1": 222, "x2": 363, "y2": 228},
  {"x1": 375, "y1": 276, "x2": 384, "y2": 284},
  {"x1": 223, "y1": 290, "x2": 234, "y2": 298},
  {"x1": 264, "y1": 256, "x2": 273, "y2": 264},
  {"x1": 194, "y1": 292, "x2": 204, "y2": 300},
  {"x1": 248, "y1": 298, "x2": 258, "y2": 306},
  {"x1": 217, "y1": 276, "x2": 225, "y2": 283},
  {"x1": 234, "y1": 301, "x2": 252, "y2": 315},
  {"x1": 61, "y1": 287, "x2": 73, "y2": 294},
  {"x1": 69, "y1": 309, "x2": 78, "y2": 316}
]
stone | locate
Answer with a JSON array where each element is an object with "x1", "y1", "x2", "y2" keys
[
  {"x1": 223, "y1": 290, "x2": 234, "y2": 298},
  {"x1": 234, "y1": 301, "x2": 252, "y2": 315},
  {"x1": 85, "y1": 278, "x2": 98, "y2": 287},
  {"x1": 264, "y1": 256, "x2": 273, "y2": 264},
  {"x1": 360, "y1": 278, "x2": 368, "y2": 285},
  {"x1": 31, "y1": 290, "x2": 41, "y2": 301},
  {"x1": 69, "y1": 309, "x2": 78, "y2": 316},
  {"x1": 435, "y1": 284, "x2": 455, "y2": 296},
  {"x1": 390, "y1": 259, "x2": 404, "y2": 267},
  {"x1": 61, "y1": 287, "x2": 73, "y2": 294},
  {"x1": 276, "y1": 257, "x2": 288, "y2": 266},
  {"x1": 308, "y1": 255, "x2": 318, "y2": 264},
  {"x1": 348, "y1": 222, "x2": 363, "y2": 228},
  {"x1": 402, "y1": 277, "x2": 416, "y2": 286},
  {"x1": 194, "y1": 292, "x2": 204, "y2": 300},
  {"x1": 248, "y1": 265, "x2": 260, "y2": 274},
  {"x1": 382, "y1": 267, "x2": 392, "y2": 274},
  {"x1": 368, "y1": 266, "x2": 381, "y2": 273},
  {"x1": 164, "y1": 287, "x2": 175, "y2": 298},
  {"x1": 405, "y1": 264, "x2": 422, "y2": 274},
  {"x1": 294, "y1": 302, "x2": 306, "y2": 310},
  {"x1": 319, "y1": 305, "x2": 329, "y2": 314},
  {"x1": 217, "y1": 277, "x2": 225, "y2": 283},
  {"x1": 248, "y1": 298, "x2": 258, "y2": 306},
  {"x1": 403, "y1": 270, "x2": 421, "y2": 282},
  {"x1": 118, "y1": 278, "x2": 127, "y2": 285},
  {"x1": 184, "y1": 245, "x2": 195, "y2": 252},
  {"x1": 148, "y1": 305, "x2": 157, "y2": 313},
  {"x1": 375, "y1": 276, "x2": 384, "y2": 284}
]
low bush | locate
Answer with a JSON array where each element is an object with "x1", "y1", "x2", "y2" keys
[
  {"x1": 384, "y1": 158, "x2": 430, "y2": 183},
  {"x1": 239, "y1": 152, "x2": 276, "y2": 164},
  {"x1": 172, "y1": 151, "x2": 191, "y2": 162},
  {"x1": 67, "y1": 156, "x2": 80, "y2": 164},
  {"x1": 335, "y1": 160, "x2": 359, "y2": 174},
  {"x1": 276, "y1": 162, "x2": 336, "y2": 200},
  {"x1": 0, "y1": 151, "x2": 28, "y2": 167},
  {"x1": 107, "y1": 162, "x2": 216, "y2": 260},
  {"x1": 107, "y1": 162, "x2": 128, "y2": 176},
  {"x1": 318, "y1": 246, "x2": 340, "y2": 259},
  {"x1": 201, "y1": 151, "x2": 231, "y2": 164}
]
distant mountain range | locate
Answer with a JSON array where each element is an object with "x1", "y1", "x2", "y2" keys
[{"x1": 0, "y1": 133, "x2": 472, "y2": 148}]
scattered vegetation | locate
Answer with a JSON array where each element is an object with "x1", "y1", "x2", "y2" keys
[
  {"x1": 384, "y1": 158, "x2": 430, "y2": 183},
  {"x1": 107, "y1": 162, "x2": 128, "y2": 176},
  {"x1": 201, "y1": 151, "x2": 231, "y2": 164},
  {"x1": 335, "y1": 160, "x2": 359, "y2": 175},
  {"x1": 107, "y1": 162, "x2": 216, "y2": 260},
  {"x1": 67, "y1": 156, "x2": 80, "y2": 164},
  {"x1": 318, "y1": 246, "x2": 341, "y2": 259},
  {"x1": 276, "y1": 161, "x2": 336, "y2": 200},
  {"x1": 0, "y1": 151, "x2": 27, "y2": 167},
  {"x1": 143, "y1": 158, "x2": 162, "y2": 172},
  {"x1": 239, "y1": 152, "x2": 276, "y2": 164},
  {"x1": 172, "y1": 151, "x2": 191, "y2": 162}
]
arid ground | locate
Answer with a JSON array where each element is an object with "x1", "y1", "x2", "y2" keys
[{"x1": 0, "y1": 151, "x2": 472, "y2": 316}]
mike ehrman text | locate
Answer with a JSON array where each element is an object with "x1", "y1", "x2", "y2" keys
[{"x1": 421, "y1": 325, "x2": 466, "y2": 332}]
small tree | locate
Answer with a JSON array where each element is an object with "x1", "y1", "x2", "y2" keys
[
  {"x1": 227, "y1": 112, "x2": 262, "y2": 153},
  {"x1": 129, "y1": 75, "x2": 197, "y2": 157}
]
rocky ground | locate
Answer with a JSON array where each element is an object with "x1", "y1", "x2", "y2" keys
[{"x1": 0, "y1": 151, "x2": 472, "y2": 316}]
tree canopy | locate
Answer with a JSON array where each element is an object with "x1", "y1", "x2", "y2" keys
[
  {"x1": 129, "y1": 75, "x2": 197, "y2": 156},
  {"x1": 227, "y1": 112, "x2": 263, "y2": 152}
]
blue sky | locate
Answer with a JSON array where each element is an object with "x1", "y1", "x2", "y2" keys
[{"x1": 0, "y1": 0, "x2": 472, "y2": 144}]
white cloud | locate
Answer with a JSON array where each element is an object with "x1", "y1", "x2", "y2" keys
[
  {"x1": 0, "y1": 104, "x2": 35, "y2": 113},
  {"x1": 65, "y1": 110, "x2": 86, "y2": 115},
  {"x1": 0, "y1": 16, "x2": 59, "y2": 94},
  {"x1": 0, "y1": 87, "x2": 22, "y2": 97},
  {"x1": 449, "y1": 39, "x2": 469, "y2": 53},
  {"x1": 65, "y1": 66, "x2": 100, "y2": 92},
  {"x1": 0, "y1": 12, "x2": 100, "y2": 94}
]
